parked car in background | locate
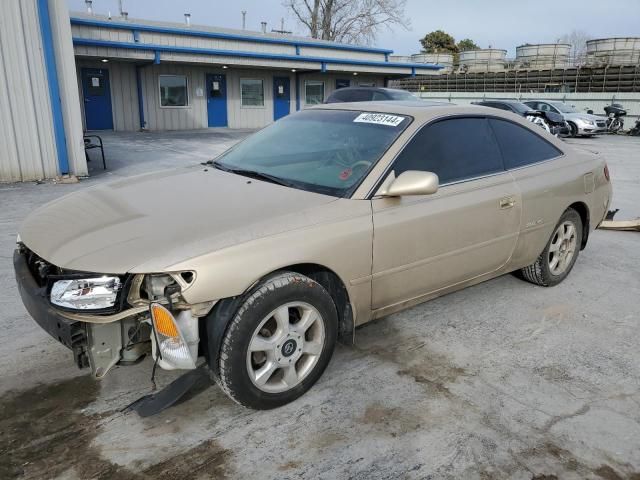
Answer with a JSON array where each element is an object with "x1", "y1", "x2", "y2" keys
[
  {"x1": 15, "y1": 103, "x2": 612, "y2": 409},
  {"x1": 473, "y1": 100, "x2": 570, "y2": 136},
  {"x1": 325, "y1": 87, "x2": 419, "y2": 103},
  {"x1": 524, "y1": 100, "x2": 607, "y2": 137}
]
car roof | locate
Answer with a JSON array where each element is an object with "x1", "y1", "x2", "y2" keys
[
  {"x1": 478, "y1": 100, "x2": 522, "y2": 106},
  {"x1": 526, "y1": 99, "x2": 559, "y2": 104},
  {"x1": 312, "y1": 100, "x2": 521, "y2": 122},
  {"x1": 330, "y1": 86, "x2": 407, "y2": 92}
]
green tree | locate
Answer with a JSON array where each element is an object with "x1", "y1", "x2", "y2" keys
[
  {"x1": 420, "y1": 30, "x2": 457, "y2": 53},
  {"x1": 457, "y1": 38, "x2": 479, "y2": 52}
]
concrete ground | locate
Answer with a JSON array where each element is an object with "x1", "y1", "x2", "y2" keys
[{"x1": 0, "y1": 131, "x2": 639, "y2": 480}]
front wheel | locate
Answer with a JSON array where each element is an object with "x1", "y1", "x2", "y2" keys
[
  {"x1": 567, "y1": 122, "x2": 578, "y2": 138},
  {"x1": 611, "y1": 119, "x2": 623, "y2": 133},
  {"x1": 214, "y1": 272, "x2": 338, "y2": 409},
  {"x1": 520, "y1": 208, "x2": 583, "y2": 287}
]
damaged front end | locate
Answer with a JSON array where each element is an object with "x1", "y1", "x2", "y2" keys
[{"x1": 14, "y1": 243, "x2": 213, "y2": 379}]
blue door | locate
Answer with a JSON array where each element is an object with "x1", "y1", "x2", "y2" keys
[
  {"x1": 81, "y1": 68, "x2": 113, "y2": 130},
  {"x1": 273, "y1": 77, "x2": 290, "y2": 121},
  {"x1": 206, "y1": 74, "x2": 228, "y2": 127}
]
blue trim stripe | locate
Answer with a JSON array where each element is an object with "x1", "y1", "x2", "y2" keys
[
  {"x1": 70, "y1": 17, "x2": 394, "y2": 55},
  {"x1": 72, "y1": 38, "x2": 441, "y2": 71},
  {"x1": 38, "y1": 0, "x2": 70, "y2": 175}
]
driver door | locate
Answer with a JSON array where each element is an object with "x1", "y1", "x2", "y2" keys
[{"x1": 371, "y1": 117, "x2": 521, "y2": 310}]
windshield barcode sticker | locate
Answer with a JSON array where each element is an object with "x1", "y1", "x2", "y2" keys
[{"x1": 353, "y1": 113, "x2": 405, "y2": 127}]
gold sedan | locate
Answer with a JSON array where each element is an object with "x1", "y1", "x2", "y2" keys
[{"x1": 15, "y1": 102, "x2": 612, "y2": 409}]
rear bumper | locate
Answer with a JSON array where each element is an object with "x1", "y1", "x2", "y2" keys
[{"x1": 13, "y1": 249, "x2": 89, "y2": 368}]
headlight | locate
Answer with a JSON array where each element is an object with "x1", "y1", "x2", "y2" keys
[
  {"x1": 581, "y1": 119, "x2": 594, "y2": 126},
  {"x1": 50, "y1": 276, "x2": 122, "y2": 310}
]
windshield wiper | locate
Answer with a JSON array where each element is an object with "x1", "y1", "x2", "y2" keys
[{"x1": 210, "y1": 161, "x2": 293, "y2": 187}]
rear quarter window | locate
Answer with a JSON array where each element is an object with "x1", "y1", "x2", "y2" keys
[{"x1": 489, "y1": 119, "x2": 562, "y2": 169}]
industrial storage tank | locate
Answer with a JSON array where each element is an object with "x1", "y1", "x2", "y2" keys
[
  {"x1": 586, "y1": 37, "x2": 640, "y2": 66},
  {"x1": 515, "y1": 43, "x2": 571, "y2": 69},
  {"x1": 411, "y1": 53, "x2": 454, "y2": 73},
  {"x1": 458, "y1": 49, "x2": 507, "y2": 73}
]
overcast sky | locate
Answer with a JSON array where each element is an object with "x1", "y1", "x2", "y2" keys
[{"x1": 67, "y1": 0, "x2": 640, "y2": 56}]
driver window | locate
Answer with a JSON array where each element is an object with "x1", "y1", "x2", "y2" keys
[{"x1": 392, "y1": 118, "x2": 505, "y2": 184}]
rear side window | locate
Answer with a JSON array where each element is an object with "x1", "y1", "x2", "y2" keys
[
  {"x1": 349, "y1": 90, "x2": 373, "y2": 102},
  {"x1": 490, "y1": 119, "x2": 562, "y2": 169},
  {"x1": 327, "y1": 89, "x2": 350, "y2": 103},
  {"x1": 490, "y1": 103, "x2": 512, "y2": 111},
  {"x1": 393, "y1": 118, "x2": 504, "y2": 184},
  {"x1": 372, "y1": 91, "x2": 390, "y2": 101}
]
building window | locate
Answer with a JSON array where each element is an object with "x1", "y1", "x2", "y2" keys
[
  {"x1": 240, "y1": 79, "x2": 264, "y2": 107},
  {"x1": 359, "y1": 82, "x2": 375, "y2": 87},
  {"x1": 159, "y1": 75, "x2": 188, "y2": 107},
  {"x1": 305, "y1": 81, "x2": 324, "y2": 105}
]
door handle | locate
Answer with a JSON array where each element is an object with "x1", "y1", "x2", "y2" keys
[{"x1": 500, "y1": 196, "x2": 516, "y2": 209}]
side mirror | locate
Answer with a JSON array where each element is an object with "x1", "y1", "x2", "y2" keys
[
  {"x1": 587, "y1": 109, "x2": 594, "y2": 114},
  {"x1": 380, "y1": 170, "x2": 439, "y2": 197}
]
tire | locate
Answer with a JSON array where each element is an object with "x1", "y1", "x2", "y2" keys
[
  {"x1": 567, "y1": 122, "x2": 578, "y2": 138},
  {"x1": 520, "y1": 208, "x2": 583, "y2": 287},
  {"x1": 213, "y1": 272, "x2": 338, "y2": 409},
  {"x1": 611, "y1": 119, "x2": 623, "y2": 133}
]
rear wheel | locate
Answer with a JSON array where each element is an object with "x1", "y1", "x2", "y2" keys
[
  {"x1": 214, "y1": 272, "x2": 338, "y2": 409},
  {"x1": 520, "y1": 208, "x2": 583, "y2": 287}
]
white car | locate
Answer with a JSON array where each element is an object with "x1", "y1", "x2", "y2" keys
[{"x1": 524, "y1": 100, "x2": 607, "y2": 137}]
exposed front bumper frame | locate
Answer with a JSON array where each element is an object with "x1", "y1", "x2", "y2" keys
[{"x1": 13, "y1": 249, "x2": 90, "y2": 368}]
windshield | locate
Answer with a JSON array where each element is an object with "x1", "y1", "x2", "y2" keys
[
  {"x1": 214, "y1": 109, "x2": 410, "y2": 197},
  {"x1": 388, "y1": 90, "x2": 418, "y2": 101},
  {"x1": 551, "y1": 102, "x2": 578, "y2": 113}
]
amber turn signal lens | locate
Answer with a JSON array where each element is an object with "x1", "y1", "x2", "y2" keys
[{"x1": 150, "y1": 303, "x2": 179, "y2": 338}]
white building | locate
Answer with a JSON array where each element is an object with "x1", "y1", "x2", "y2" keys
[
  {"x1": 0, "y1": 4, "x2": 440, "y2": 182},
  {"x1": 71, "y1": 13, "x2": 440, "y2": 131}
]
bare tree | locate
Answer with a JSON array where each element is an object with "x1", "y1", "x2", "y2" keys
[
  {"x1": 558, "y1": 30, "x2": 591, "y2": 66},
  {"x1": 284, "y1": 0, "x2": 410, "y2": 45}
]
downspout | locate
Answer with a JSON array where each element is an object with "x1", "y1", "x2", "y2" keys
[
  {"x1": 37, "y1": 0, "x2": 70, "y2": 175},
  {"x1": 135, "y1": 65, "x2": 146, "y2": 129},
  {"x1": 295, "y1": 71, "x2": 301, "y2": 111}
]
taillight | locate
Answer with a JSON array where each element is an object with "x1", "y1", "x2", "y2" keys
[{"x1": 604, "y1": 163, "x2": 610, "y2": 182}]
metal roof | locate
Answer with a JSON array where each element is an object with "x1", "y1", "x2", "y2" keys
[{"x1": 70, "y1": 14, "x2": 442, "y2": 74}]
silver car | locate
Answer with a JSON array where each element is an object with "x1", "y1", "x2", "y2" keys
[{"x1": 524, "y1": 100, "x2": 607, "y2": 137}]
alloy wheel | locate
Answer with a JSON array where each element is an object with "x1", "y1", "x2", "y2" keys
[
  {"x1": 246, "y1": 302, "x2": 325, "y2": 393},
  {"x1": 547, "y1": 221, "x2": 578, "y2": 276}
]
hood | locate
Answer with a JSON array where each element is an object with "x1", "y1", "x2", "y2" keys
[
  {"x1": 565, "y1": 112, "x2": 602, "y2": 122},
  {"x1": 19, "y1": 167, "x2": 338, "y2": 273}
]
